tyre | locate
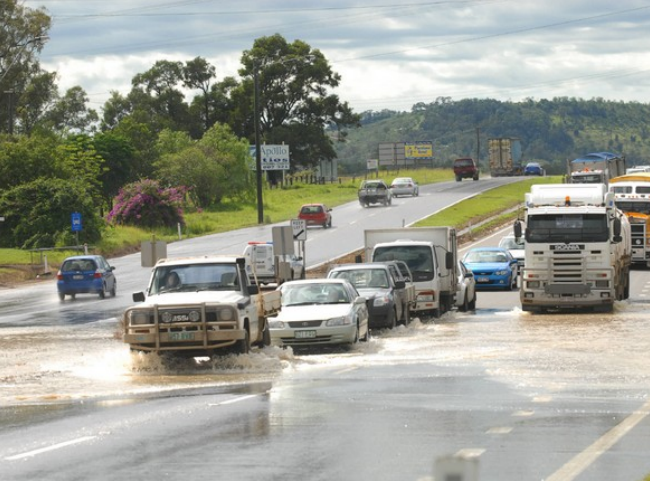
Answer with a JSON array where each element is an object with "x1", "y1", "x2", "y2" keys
[
  {"x1": 110, "y1": 282, "x2": 117, "y2": 297},
  {"x1": 386, "y1": 308, "x2": 397, "y2": 329},
  {"x1": 58, "y1": 292, "x2": 65, "y2": 302},
  {"x1": 234, "y1": 329, "x2": 250, "y2": 354},
  {"x1": 99, "y1": 287, "x2": 105, "y2": 299},
  {"x1": 459, "y1": 293, "x2": 469, "y2": 312},
  {"x1": 401, "y1": 304, "x2": 411, "y2": 326},
  {"x1": 468, "y1": 293, "x2": 477, "y2": 311},
  {"x1": 361, "y1": 321, "x2": 370, "y2": 342},
  {"x1": 455, "y1": 175, "x2": 461, "y2": 182}
]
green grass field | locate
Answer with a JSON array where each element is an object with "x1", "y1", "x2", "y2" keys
[{"x1": 0, "y1": 171, "x2": 560, "y2": 270}]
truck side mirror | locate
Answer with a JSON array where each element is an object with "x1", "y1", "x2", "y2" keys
[
  {"x1": 355, "y1": 254, "x2": 363, "y2": 263},
  {"x1": 514, "y1": 220, "x2": 522, "y2": 239},
  {"x1": 445, "y1": 252, "x2": 454, "y2": 270},
  {"x1": 613, "y1": 217, "x2": 622, "y2": 243}
]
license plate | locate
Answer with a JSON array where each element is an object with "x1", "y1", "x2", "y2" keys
[
  {"x1": 477, "y1": 277, "x2": 489, "y2": 283},
  {"x1": 295, "y1": 330, "x2": 316, "y2": 339},
  {"x1": 168, "y1": 331, "x2": 195, "y2": 341},
  {"x1": 73, "y1": 275, "x2": 84, "y2": 280}
]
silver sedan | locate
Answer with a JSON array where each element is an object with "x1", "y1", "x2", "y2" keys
[
  {"x1": 269, "y1": 279, "x2": 370, "y2": 347},
  {"x1": 390, "y1": 177, "x2": 419, "y2": 197}
]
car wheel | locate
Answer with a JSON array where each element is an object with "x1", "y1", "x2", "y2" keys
[
  {"x1": 234, "y1": 329, "x2": 250, "y2": 354},
  {"x1": 58, "y1": 292, "x2": 65, "y2": 302},
  {"x1": 361, "y1": 321, "x2": 370, "y2": 342},
  {"x1": 327, "y1": 218, "x2": 332, "y2": 228},
  {"x1": 386, "y1": 308, "x2": 397, "y2": 329},
  {"x1": 99, "y1": 286, "x2": 106, "y2": 299},
  {"x1": 402, "y1": 304, "x2": 411, "y2": 326},
  {"x1": 110, "y1": 282, "x2": 117, "y2": 297},
  {"x1": 468, "y1": 290, "x2": 477, "y2": 310},
  {"x1": 459, "y1": 293, "x2": 469, "y2": 312},
  {"x1": 70, "y1": 293, "x2": 76, "y2": 300}
]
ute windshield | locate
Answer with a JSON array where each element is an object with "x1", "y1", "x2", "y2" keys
[
  {"x1": 150, "y1": 263, "x2": 240, "y2": 294},
  {"x1": 526, "y1": 214, "x2": 609, "y2": 243}
]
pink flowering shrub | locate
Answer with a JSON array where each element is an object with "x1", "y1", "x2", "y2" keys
[{"x1": 107, "y1": 179, "x2": 187, "y2": 228}]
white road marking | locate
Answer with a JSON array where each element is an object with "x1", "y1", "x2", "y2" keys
[
  {"x1": 6, "y1": 436, "x2": 96, "y2": 461},
  {"x1": 454, "y1": 448, "x2": 486, "y2": 458},
  {"x1": 208, "y1": 394, "x2": 259, "y2": 406},
  {"x1": 546, "y1": 398, "x2": 650, "y2": 481},
  {"x1": 487, "y1": 426, "x2": 513, "y2": 434}
]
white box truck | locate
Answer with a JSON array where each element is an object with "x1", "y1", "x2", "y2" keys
[
  {"x1": 364, "y1": 227, "x2": 458, "y2": 318},
  {"x1": 516, "y1": 183, "x2": 631, "y2": 313}
]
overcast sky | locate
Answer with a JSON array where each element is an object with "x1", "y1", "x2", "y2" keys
[{"x1": 25, "y1": 0, "x2": 650, "y2": 113}]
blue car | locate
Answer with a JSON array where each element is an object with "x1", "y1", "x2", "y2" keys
[
  {"x1": 524, "y1": 162, "x2": 544, "y2": 176},
  {"x1": 56, "y1": 255, "x2": 117, "y2": 301},
  {"x1": 461, "y1": 247, "x2": 518, "y2": 290}
]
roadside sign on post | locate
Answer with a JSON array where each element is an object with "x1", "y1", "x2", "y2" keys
[
  {"x1": 291, "y1": 219, "x2": 307, "y2": 241},
  {"x1": 272, "y1": 226, "x2": 294, "y2": 256},
  {"x1": 71, "y1": 212, "x2": 82, "y2": 232}
]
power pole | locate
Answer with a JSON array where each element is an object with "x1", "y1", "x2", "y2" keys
[{"x1": 475, "y1": 127, "x2": 480, "y2": 168}]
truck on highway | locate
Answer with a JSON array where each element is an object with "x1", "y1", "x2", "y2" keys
[
  {"x1": 567, "y1": 152, "x2": 626, "y2": 185},
  {"x1": 609, "y1": 172, "x2": 650, "y2": 267},
  {"x1": 516, "y1": 183, "x2": 631, "y2": 313},
  {"x1": 364, "y1": 227, "x2": 458, "y2": 318},
  {"x1": 488, "y1": 138, "x2": 523, "y2": 177},
  {"x1": 243, "y1": 241, "x2": 304, "y2": 285},
  {"x1": 123, "y1": 255, "x2": 281, "y2": 358}
]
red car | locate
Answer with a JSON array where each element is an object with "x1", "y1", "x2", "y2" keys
[{"x1": 298, "y1": 203, "x2": 332, "y2": 228}]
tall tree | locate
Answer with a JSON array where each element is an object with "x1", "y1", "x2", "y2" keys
[
  {"x1": 234, "y1": 34, "x2": 361, "y2": 170},
  {"x1": 0, "y1": 0, "x2": 51, "y2": 134}
]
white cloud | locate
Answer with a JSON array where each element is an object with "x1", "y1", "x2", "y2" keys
[{"x1": 26, "y1": 0, "x2": 650, "y2": 113}]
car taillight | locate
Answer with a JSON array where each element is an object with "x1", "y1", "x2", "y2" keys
[
  {"x1": 56, "y1": 271, "x2": 63, "y2": 280},
  {"x1": 93, "y1": 271, "x2": 102, "y2": 278}
]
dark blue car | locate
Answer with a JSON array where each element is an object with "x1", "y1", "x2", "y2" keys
[
  {"x1": 56, "y1": 255, "x2": 117, "y2": 301},
  {"x1": 462, "y1": 247, "x2": 518, "y2": 291},
  {"x1": 524, "y1": 162, "x2": 544, "y2": 176}
]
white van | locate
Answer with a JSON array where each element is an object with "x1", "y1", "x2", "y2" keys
[{"x1": 243, "y1": 242, "x2": 304, "y2": 285}]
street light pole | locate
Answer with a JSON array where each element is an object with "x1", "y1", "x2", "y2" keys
[{"x1": 253, "y1": 64, "x2": 264, "y2": 225}]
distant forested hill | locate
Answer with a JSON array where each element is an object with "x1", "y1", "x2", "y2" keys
[{"x1": 334, "y1": 97, "x2": 650, "y2": 175}]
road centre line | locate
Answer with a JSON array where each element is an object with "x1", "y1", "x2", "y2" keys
[
  {"x1": 545, "y1": 398, "x2": 650, "y2": 481},
  {"x1": 5, "y1": 436, "x2": 96, "y2": 461}
]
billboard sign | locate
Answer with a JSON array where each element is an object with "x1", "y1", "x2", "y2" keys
[
  {"x1": 404, "y1": 141, "x2": 434, "y2": 160},
  {"x1": 249, "y1": 144, "x2": 291, "y2": 170}
]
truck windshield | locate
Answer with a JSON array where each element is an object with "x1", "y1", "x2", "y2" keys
[
  {"x1": 614, "y1": 201, "x2": 650, "y2": 215},
  {"x1": 526, "y1": 214, "x2": 609, "y2": 243},
  {"x1": 150, "y1": 263, "x2": 240, "y2": 294},
  {"x1": 373, "y1": 246, "x2": 434, "y2": 281}
]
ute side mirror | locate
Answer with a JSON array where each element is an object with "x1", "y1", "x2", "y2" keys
[
  {"x1": 514, "y1": 220, "x2": 522, "y2": 239},
  {"x1": 248, "y1": 285, "x2": 259, "y2": 295},
  {"x1": 133, "y1": 292, "x2": 145, "y2": 303},
  {"x1": 394, "y1": 280, "x2": 406, "y2": 289}
]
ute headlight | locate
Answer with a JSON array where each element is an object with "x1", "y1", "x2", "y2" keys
[
  {"x1": 218, "y1": 307, "x2": 234, "y2": 321},
  {"x1": 595, "y1": 280, "x2": 609, "y2": 288},
  {"x1": 268, "y1": 318, "x2": 285, "y2": 329},
  {"x1": 373, "y1": 295, "x2": 390, "y2": 307},
  {"x1": 129, "y1": 310, "x2": 150, "y2": 325},
  {"x1": 189, "y1": 310, "x2": 201, "y2": 322},
  {"x1": 326, "y1": 315, "x2": 353, "y2": 326},
  {"x1": 527, "y1": 281, "x2": 541, "y2": 288},
  {"x1": 161, "y1": 311, "x2": 173, "y2": 323}
]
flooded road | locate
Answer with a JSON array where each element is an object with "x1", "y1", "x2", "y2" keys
[{"x1": 3, "y1": 294, "x2": 650, "y2": 480}]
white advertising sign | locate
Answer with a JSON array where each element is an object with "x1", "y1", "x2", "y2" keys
[{"x1": 249, "y1": 144, "x2": 291, "y2": 170}]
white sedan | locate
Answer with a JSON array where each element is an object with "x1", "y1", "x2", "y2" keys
[
  {"x1": 389, "y1": 177, "x2": 419, "y2": 197},
  {"x1": 455, "y1": 261, "x2": 477, "y2": 311},
  {"x1": 269, "y1": 279, "x2": 370, "y2": 348}
]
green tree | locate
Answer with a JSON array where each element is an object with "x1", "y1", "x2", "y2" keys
[
  {"x1": 233, "y1": 34, "x2": 361, "y2": 171},
  {"x1": 0, "y1": 177, "x2": 102, "y2": 248},
  {"x1": 0, "y1": 0, "x2": 51, "y2": 134},
  {"x1": 42, "y1": 86, "x2": 99, "y2": 134},
  {"x1": 154, "y1": 123, "x2": 253, "y2": 207}
]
